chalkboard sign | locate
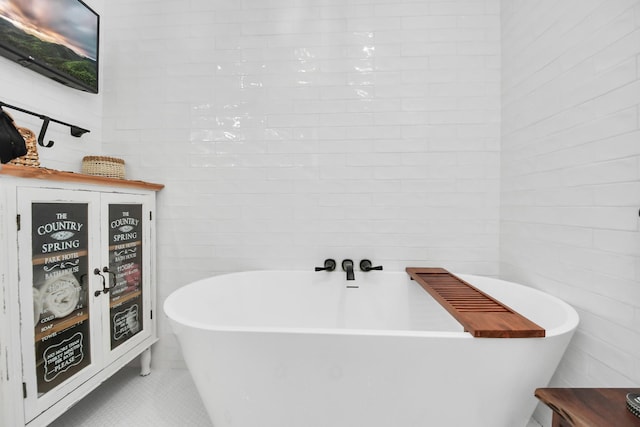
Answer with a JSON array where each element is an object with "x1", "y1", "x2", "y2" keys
[
  {"x1": 31, "y1": 203, "x2": 91, "y2": 395},
  {"x1": 108, "y1": 204, "x2": 143, "y2": 350}
]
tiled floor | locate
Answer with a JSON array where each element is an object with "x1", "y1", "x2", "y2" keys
[
  {"x1": 49, "y1": 367, "x2": 213, "y2": 427},
  {"x1": 50, "y1": 367, "x2": 543, "y2": 427}
]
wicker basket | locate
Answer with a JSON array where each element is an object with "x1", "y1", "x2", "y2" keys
[
  {"x1": 9, "y1": 127, "x2": 40, "y2": 167},
  {"x1": 82, "y1": 156, "x2": 125, "y2": 179}
]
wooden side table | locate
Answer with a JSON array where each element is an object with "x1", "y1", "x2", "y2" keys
[{"x1": 535, "y1": 388, "x2": 640, "y2": 427}]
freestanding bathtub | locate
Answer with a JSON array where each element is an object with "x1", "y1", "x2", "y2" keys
[{"x1": 164, "y1": 270, "x2": 578, "y2": 427}]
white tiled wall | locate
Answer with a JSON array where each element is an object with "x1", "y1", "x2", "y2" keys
[
  {"x1": 501, "y1": 0, "x2": 640, "y2": 395},
  {"x1": 102, "y1": 1, "x2": 502, "y2": 366}
]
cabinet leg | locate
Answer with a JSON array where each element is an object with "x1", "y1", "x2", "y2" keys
[{"x1": 140, "y1": 347, "x2": 151, "y2": 376}]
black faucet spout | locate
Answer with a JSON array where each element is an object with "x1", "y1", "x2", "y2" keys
[{"x1": 342, "y1": 259, "x2": 355, "y2": 280}]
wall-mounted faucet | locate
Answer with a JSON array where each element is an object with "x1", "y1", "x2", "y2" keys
[
  {"x1": 341, "y1": 259, "x2": 355, "y2": 280},
  {"x1": 315, "y1": 259, "x2": 336, "y2": 272},
  {"x1": 360, "y1": 259, "x2": 383, "y2": 272},
  {"x1": 315, "y1": 258, "x2": 381, "y2": 283}
]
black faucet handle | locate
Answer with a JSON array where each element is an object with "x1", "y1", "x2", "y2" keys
[
  {"x1": 360, "y1": 259, "x2": 383, "y2": 272},
  {"x1": 315, "y1": 258, "x2": 336, "y2": 272}
]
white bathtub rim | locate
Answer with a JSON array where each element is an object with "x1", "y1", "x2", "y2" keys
[{"x1": 164, "y1": 270, "x2": 579, "y2": 339}]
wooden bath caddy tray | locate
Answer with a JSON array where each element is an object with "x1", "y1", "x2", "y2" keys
[{"x1": 406, "y1": 268, "x2": 545, "y2": 338}]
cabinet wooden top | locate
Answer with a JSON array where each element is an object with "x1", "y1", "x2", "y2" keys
[
  {"x1": 535, "y1": 388, "x2": 640, "y2": 426},
  {"x1": 0, "y1": 164, "x2": 164, "y2": 191}
]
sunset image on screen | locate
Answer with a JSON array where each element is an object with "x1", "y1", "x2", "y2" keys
[{"x1": 0, "y1": 0, "x2": 98, "y2": 92}]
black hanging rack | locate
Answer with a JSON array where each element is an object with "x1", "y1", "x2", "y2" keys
[{"x1": 0, "y1": 100, "x2": 90, "y2": 148}]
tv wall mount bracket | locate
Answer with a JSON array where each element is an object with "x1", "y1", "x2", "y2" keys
[{"x1": 0, "y1": 100, "x2": 90, "y2": 148}]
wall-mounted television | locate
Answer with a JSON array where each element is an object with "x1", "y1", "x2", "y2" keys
[{"x1": 0, "y1": 0, "x2": 99, "y2": 93}]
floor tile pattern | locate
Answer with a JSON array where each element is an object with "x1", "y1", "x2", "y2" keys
[{"x1": 50, "y1": 366, "x2": 542, "y2": 427}]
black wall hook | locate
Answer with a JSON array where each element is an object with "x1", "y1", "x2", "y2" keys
[
  {"x1": 0, "y1": 100, "x2": 90, "y2": 148},
  {"x1": 37, "y1": 116, "x2": 54, "y2": 147}
]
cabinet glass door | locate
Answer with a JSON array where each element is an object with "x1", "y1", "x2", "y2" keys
[
  {"x1": 102, "y1": 194, "x2": 153, "y2": 362},
  {"x1": 18, "y1": 189, "x2": 101, "y2": 422}
]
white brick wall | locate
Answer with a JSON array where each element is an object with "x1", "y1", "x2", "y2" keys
[
  {"x1": 501, "y1": 0, "x2": 640, "y2": 396},
  {"x1": 102, "y1": 0, "x2": 502, "y2": 367}
]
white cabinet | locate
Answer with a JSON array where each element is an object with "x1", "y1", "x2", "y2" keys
[{"x1": 0, "y1": 165, "x2": 163, "y2": 427}]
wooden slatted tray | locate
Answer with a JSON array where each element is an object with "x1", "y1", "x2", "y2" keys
[{"x1": 406, "y1": 267, "x2": 545, "y2": 338}]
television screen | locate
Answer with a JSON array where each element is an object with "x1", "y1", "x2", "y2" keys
[{"x1": 0, "y1": 0, "x2": 99, "y2": 93}]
